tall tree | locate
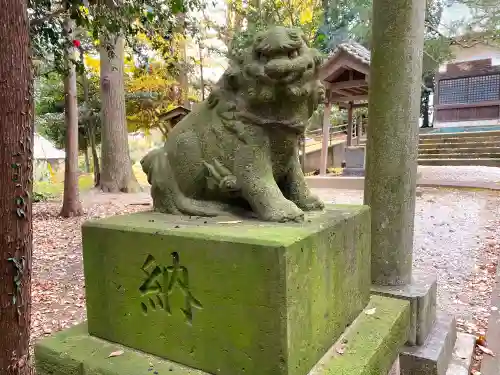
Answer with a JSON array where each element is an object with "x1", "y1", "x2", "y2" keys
[
  {"x1": 60, "y1": 17, "x2": 84, "y2": 216},
  {"x1": 98, "y1": 0, "x2": 140, "y2": 193},
  {"x1": 460, "y1": 0, "x2": 500, "y2": 43},
  {"x1": 0, "y1": 0, "x2": 33, "y2": 374}
]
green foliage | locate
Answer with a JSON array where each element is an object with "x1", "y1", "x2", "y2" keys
[
  {"x1": 35, "y1": 67, "x2": 102, "y2": 150},
  {"x1": 220, "y1": 0, "x2": 324, "y2": 56},
  {"x1": 458, "y1": 0, "x2": 500, "y2": 44},
  {"x1": 29, "y1": 0, "x2": 205, "y2": 73},
  {"x1": 34, "y1": 173, "x2": 95, "y2": 197},
  {"x1": 33, "y1": 191, "x2": 54, "y2": 202},
  {"x1": 315, "y1": 0, "x2": 372, "y2": 53}
]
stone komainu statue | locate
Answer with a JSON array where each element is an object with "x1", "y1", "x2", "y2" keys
[{"x1": 141, "y1": 26, "x2": 326, "y2": 222}]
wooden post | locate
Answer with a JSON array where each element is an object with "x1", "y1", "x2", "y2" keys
[
  {"x1": 320, "y1": 101, "x2": 332, "y2": 175},
  {"x1": 347, "y1": 101, "x2": 354, "y2": 146},
  {"x1": 356, "y1": 114, "x2": 362, "y2": 145}
]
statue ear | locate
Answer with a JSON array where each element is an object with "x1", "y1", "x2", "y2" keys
[{"x1": 223, "y1": 66, "x2": 240, "y2": 91}]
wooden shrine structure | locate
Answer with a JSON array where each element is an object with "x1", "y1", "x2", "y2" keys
[{"x1": 318, "y1": 41, "x2": 371, "y2": 175}]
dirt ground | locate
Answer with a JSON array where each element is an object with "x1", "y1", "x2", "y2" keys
[{"x1": 31, "y1": 187, "x2": 500, "y2": 371}]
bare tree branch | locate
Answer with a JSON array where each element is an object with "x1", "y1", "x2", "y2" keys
[{"x1": 29, "y1": 7, "x2": 67, "y2": 27}]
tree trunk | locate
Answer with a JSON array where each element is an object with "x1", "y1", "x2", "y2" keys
[
  {"x1": 99, "y1": 35, "x2": 140, "y2": 193},
  {"x1": 88, "y1": 122, "x2": 101, "y2": 186},
  {"x1": 79, "y1": 50, "x2": 100, "y2": 186},
  {"x1": 60, "y1": 18, "x2": 83, "y2": 217},
  {"x1": 199, "y1": 42, "x2": 205, "y2": 101},
  {"x1": 176, "y1": 12, "x2": 190, "y2": 107},
  {"x1": 80, "y1": 48, "x2": 91, "y2": 175},
  {"x1": 0, "y1": 1, "x2": 33, "y2": 374},
  {"x1": 83, "y1": 144, "x2": 90, "y2": 172}
]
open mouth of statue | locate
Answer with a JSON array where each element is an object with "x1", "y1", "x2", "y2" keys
[{"x1": 266, "y1": 70, "x2": 301, "y2": 83}]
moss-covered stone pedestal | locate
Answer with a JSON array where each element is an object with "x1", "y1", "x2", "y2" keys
[{"x1": 35, "y1": 206, "x2": 410, "y2": 375}]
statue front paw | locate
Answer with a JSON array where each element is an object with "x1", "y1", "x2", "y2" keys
[
  {"x1": 296, "y1": 195, "x2": 325, "y2": 211},
  {"x1": 260, "y1": 200, "x2": 304, "y2": 222}
]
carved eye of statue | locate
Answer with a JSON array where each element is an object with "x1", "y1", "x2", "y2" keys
[
  {"x1": 258, "y1": 52, "x2": 268, "y2": 63},
  {"x1": 288, "y1": 50, "x2": 299, "y2": 59}
]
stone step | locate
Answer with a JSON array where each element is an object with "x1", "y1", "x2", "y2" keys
[
  {"x1": 400, "y1": 312, "x2": 456, "y2": 375},
  {"x1": 420, "y1": 130, "x2": 500, "y2": 140},
  {"x1": 418, "y1": 138, "x2": 500, "y2": 148},
  {"x1": 35, "y1": 323, "x2": 212, "y2": 375},
  {"x1": 419, "y1": 146, "x2": 500, "y2": 155},
  {"x1": 371, "y1": 270, "x2": 437, "y2": 347},
  {"x1": 309, "y1": 295, "x2": 411, "y2": 375},
  {"x1": 418, "y1": 153, "x2": 500, "y2": 159},
  {"x1": 417, "y1": 158, "x2": 500, "y2": 166},
  {"x1": 35, "y1": 296, "x2": 412, "y2": 375},
  {"x1": 420, "y1": 135, "x2": 500, "y2": 142},
  {"x1": 419, "y1": 141, "x2": 500, "y2": 149},
  {"x1": 446, "y1": 332, "x2": 476, "y2": 375}
]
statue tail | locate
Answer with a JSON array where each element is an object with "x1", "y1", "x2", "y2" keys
[
  {"x1": 140, "y1": 147, "x2": 165, "y2": 185},
  {"x1": 141, "y1": 148, "x2": 230, "y2": 217}
]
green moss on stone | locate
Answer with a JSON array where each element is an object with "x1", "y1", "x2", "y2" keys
[
  {"x1": 35, "y1": 323, "x2": 211, "y2": 375},
  {"x1": 81, "y1": 205, "x2": 371, "y2": 375},
  {"x1": 310, "y1": 295, "x2": 410, "y2": 375}
]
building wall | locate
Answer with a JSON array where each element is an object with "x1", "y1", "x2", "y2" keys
[
  {"x1": 439, "y1": 44, "x2": 500, "y2": 73},
  {"x1": 435, "y1": 45, "x2": 500, "y2": 128}
]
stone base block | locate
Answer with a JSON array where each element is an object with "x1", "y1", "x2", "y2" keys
[
  {"x1": 445, "y1": 332, "x2": 475, "y2": 375},
  {"x1": 309, "y1": 295, "x2": 410, "y2": 375},
  {"x1": 400, "y1": 312, "x2": 457, "y2": 375},
  {"x1": 35, "y1": 296, "x2": 410, "y2": 375},
  {"x1": 372, "y1": 270, "x2": 437, "y2": 346},
  {"x1": 82, "y1": 206, "x2": 371, "y2": 375},
  {"x1": 35, "y1": 323, "x2": 211, "y2": 375}
]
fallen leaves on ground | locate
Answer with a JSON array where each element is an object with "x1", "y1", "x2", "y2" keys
[
  {"x1": 30, "y1": 191, "x2": 150, "y2": 347},
  {"x1": 365, "y1": 308, "x2": 376, "y2": 315},
  {"x1": 453, "y1": 217, "x2": 500, "y2": 374},
  {"x1": 107, "y1": 350, "x2": 124, "y2": 358},
  {"x1": 477, "y1": 345, "x2": 495, "y2": 357}
]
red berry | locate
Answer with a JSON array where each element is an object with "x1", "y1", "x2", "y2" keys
[{"x1": 73, "y1": 40, "x2": 81, "y2": 48}]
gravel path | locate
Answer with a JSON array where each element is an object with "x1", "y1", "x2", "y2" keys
[
  {"x1": 418, "y1": 166, "x2": 500, "y2": 188},
  {"x1": 314, "y1": 187, "x2": 500, "y2": 334}
]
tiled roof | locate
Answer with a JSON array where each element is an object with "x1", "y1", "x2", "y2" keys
[{"x1": 330, "y1": 41, "x2": 371, "y2": 65}]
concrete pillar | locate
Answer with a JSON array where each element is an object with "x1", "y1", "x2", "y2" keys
[
  {"x1": 346, "y1": 102, "x2": 353, "y2": 146},
  {"x1": 299, "y1": 135, "x2": 306, "y2": 171},
  {"x1": 364, "y1": 0, "x2": 426, "y2": 286},
  {"x1": 320, "y1": 100, "x2": 332, "y2": 175},
  {"x1": 355, "y1": 114, "x2": 362, "y2": 145}
]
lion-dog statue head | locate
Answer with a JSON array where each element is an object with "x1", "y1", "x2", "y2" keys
[{"x1": 209, "y1": 26, "x2": 325, "y2": 133}]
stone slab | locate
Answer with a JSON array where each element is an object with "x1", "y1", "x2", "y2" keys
[
  {"x1": 372, "y1": 270, "x2": 437, "y2": 346},
  {"x1": 82, "y1": 206, "x2": 371, "y2": 375},
  {"x1": 400, "y1": 312, "x2": 457, "y2": 375},
  {"x1": 35, "y1": 296, "x2": 408, "y2": 375},
  {"x1": 480, "y1": 261, "x2": 500, "y2": 375},
  {"x1": 308, "y1": 295, "x2": 411, "y2": 375},
  {"x1": 446, "y1": 332, "x2": 475, "y2": 375},
  {"x1": 35, "y1": 323, "x2": 211, "y2": 375},
  {"x1": 345, "y1": 146, "x2": 366, "y2": 169},
  {"x1": 342, "y1": 167, "x2": 365, "y2": 177},
  {"x1": 306, "y1": 176, "x2": 365, "y2": 190},
  {"x1": 389, "y1": 357, "x2": 401, "y2": 375}
]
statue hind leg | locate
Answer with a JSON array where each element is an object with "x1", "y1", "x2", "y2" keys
[
  {"x1": 166, "y1": 131, "x2": 234, "y2": 216},
  {"x1": 142, "y1": 143, "x2": 232, "y2": 217}
]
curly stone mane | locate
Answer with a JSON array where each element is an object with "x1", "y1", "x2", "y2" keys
[{"x1": 208, "y1": 26, "x2": 325, "y2": 133}]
